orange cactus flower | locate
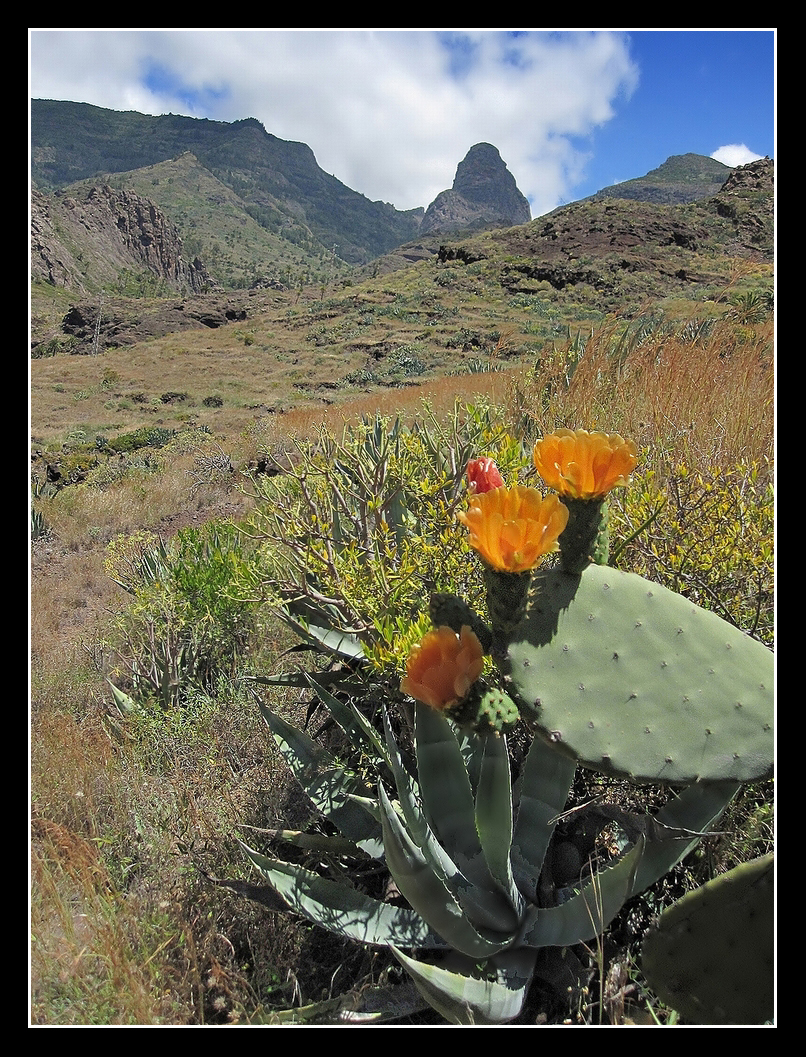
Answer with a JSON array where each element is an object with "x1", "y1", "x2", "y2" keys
[
  {"x1": 533, "y1": 429, "x2": 637, "y2": 500},
  {"x1": 400, "y1": 625, "x2": 484, "y2": 711},
  {"x1": 466, "y1": 457, "x2": 504, "y2": 494},
  {"x1": 457, "y1": 484, "x2": 569, "y2": 573}
]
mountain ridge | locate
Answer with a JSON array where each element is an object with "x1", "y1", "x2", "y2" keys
[
  {"x1": 31, "y1": 99, "x2": 423, "y2": 266},
  {"x1": 32, "y1": 100, "x2": 766, "y2": 296}
]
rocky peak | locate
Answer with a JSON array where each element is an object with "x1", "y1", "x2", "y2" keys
[
  {"x1": 420, "y1": 143, "x2": 531, "y2": 235},
  {"x1": 31, "y1": 184, "x2": 213, "y2": 295},
  {"x1": 718, "y1": 156, "x2": 774, "y2": 196}
]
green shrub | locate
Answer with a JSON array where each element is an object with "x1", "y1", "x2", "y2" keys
[
  {"x1": 609, "y1": 459, "x2": 774, "y2": 645},
  {"x1": 106, "y1": 522, "x2": 265, "y2": 709},
  {"x1": 107, "y1": 427, "x2": 176, "y2": 454},
  {"x1": 241, "y1": 403, "x2": 528, "y2": 675}
]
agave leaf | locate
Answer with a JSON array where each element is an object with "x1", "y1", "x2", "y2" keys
[
  {"x1": 393, "y1": 708, "x2": 520, "y2": 932},
  {"x1": 390, "y1": 947, "x2": 538, "y2": 1025},
  {"x1": 382, "y1": 708, "x2": 424, "y2": 834},
  {"x1": 383, "y1": 709, "x2": 513, "y2": 931},
  {"x1": 631, "y1": 781, "x2": 741, "y2": 897},
  {"x1": 524, "y1": 837, "x2": 644, "y2": 948},
  {"x1": 239, "y1": 827, "x2": 371, "y2": 859},
  {"x1": 511, "y1": 735, "x2": 577, "y2": 900},
  {"x1": 258, "y1": 699, "x2": 382, "y2": 851},
  {"x1": 378, "y1": 784, "x2": 513, "y2": 958},
  {"x1": 252, "y1": 979, "x2": 429, "y2": 1024},
  {"x1": 240, "y1": 842, "x2": 444, "y2": 949},
  {"x1": 107, "y1": 678, "x2": 138, "y2": 715},
  {"x1": 247, "y1": 669, "x2": 360, "y2": 690},
  {"x1": 303, "y1": 673, "x2": 391, "y2": 768},
  {"x1": 274, "y1": 609, "x2": 366, "y2": 662},
  {"x1": 414, "y1": 704, "x2": 483, "y2": 865},
  {"x1": 474, "y1": 732, "x2": 522, "y2": 913}
]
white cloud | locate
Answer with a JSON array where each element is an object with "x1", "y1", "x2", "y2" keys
[
  {"x1": 30, "y1": 29, "x2": 639, "y2": 214},
  {"x1": 711, "y1": 144, "x2": 764, "y2": 168}
]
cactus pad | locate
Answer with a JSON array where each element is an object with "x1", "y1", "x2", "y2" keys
[
  {"x1": 505, "y1": 565, "x2": 773, "y2": 784},
  {"x1": 641, "y1": 853, "x2": 774, "y2": 1024},
  {"x1": 449, "y1": 686, "x2": 521, "y2": 737}
]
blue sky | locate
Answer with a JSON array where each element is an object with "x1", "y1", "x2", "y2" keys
[{"x1": 29, "y1": 29, "x2": 775, "y2": 218}]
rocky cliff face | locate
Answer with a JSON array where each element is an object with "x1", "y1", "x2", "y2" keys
[
  {"x1": 31, "y1": 185, "x2": 213, "y2": 295},
  {"x1": 420, "y1": 143, "x2": 531, "y2": 234}
]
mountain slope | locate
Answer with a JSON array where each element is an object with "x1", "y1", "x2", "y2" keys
[
  {"x1": 31, "y1": 183, "x2": 212, "y2": 295},
  {"x1": 31, "y1": 157, "x2": 773, "y2": 364},
  {"x1": 431, "y1": 157, "x2": 773, "y2": 309},
  {"x1": 57, "y1": 151, "x2": 340, "y2": 290},
  {"x1": 590, "y1": 153, "x2": 735, "y2": 205},
  {"x1": 31, "y1": 99, "x2": 422, "y2": 265}
]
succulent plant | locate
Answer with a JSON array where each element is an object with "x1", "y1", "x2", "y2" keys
[
  {"x1": 231, "y1": 422, "x2": 773, "y2": 1024},
  {"x1": 641, "y1": 853, "x2": 774, "y2": 1024},
  {"x1": 246, "y1": 688, "x2": 734, "y2": 1024},
  {"x1": 504, "y1": 563, "x2": 773, "y2": 785}
]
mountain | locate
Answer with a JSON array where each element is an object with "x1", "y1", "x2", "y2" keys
[
  {"x1": 420, "y1": 143, "x2": 531, "y2": 234},
  {"x1": 30, "y1": 154, "x2": 773, "y2": 360},
  {"x1": 31, "y1": 184, "x2": 212, "y2": 295},
  {"x1": 29, "y1": 97, "x2": 774, "y2": 361},
  {"x1": 590, "y1": 153, "x2": 736, "y2": 206},
  {"x1": 432, "y1": 157, "x2": 773, "y2": 310},
  {"x1": 30, "y1": 99, "x2": 423, "y2": 267}
]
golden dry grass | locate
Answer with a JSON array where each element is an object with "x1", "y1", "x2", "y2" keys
[{"x1": 507, "y1": 317, "x2": 774, "y2": 471}]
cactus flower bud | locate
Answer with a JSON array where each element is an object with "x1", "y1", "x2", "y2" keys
[
  {"x1": 401, "y1": 625, "x2": 484, "y2": 712},
  {"x1": 466, "y1": 457, "x2": 504, "y2": 494},
  {"x1": 533, "y1": 429, "x2": 637, "y2": 500}
]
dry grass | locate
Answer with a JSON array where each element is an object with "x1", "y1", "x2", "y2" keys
[
  {"x1": 241, "y1": 367, "x2": 522, "y2": 460},
  {"x1": 507, "y1": 316, "x2": 774, "y2": 472},
  {"x1": 30, "y1": 301, "x2": 774, "y2": 1025}
]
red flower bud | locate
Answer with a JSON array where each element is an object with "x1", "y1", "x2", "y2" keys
[{"x1": 466, "y1": 457, "x2": 504, "y2": 494}]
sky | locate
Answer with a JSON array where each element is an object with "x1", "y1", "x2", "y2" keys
[{"x1": 28, "y1": 29, "x2": 775, "y2": 219}]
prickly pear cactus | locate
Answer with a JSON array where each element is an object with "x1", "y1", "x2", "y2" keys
[
  {"x1": 557, "y1": 497, "x2": 610, "y2": 573},
  {"x1": 505, "y1": 564, "x2": 774, "y2": 784},
  {"x1": 641, "y1": 853, "x2": 774, "y2": 1024},
  {"x1": 449, "y1": 685, "x2": 520, "y2": 736}
]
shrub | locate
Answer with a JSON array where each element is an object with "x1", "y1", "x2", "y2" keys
[
  {"x1": 240, "y1": 404, "x2": 528, "y2": 675},
  {"x1": 106, "y1": 522, "x2": 265, "y2": 709}
]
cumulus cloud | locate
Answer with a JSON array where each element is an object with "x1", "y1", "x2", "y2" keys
[
  {"x1": 30, "y1": 29, "x2": 639, "y2": 215},
  {"x1": 711, "y1": 144, "x2": 765, "y2": 168}
]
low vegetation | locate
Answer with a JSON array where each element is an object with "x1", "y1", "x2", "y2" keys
[{"x1": 30, "y1": 257, "x2": 774, "y2": 1025}]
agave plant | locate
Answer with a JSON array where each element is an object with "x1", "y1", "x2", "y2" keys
[{"x1": 243, "y1": 676, "x2": 745, "y2": 1023}]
